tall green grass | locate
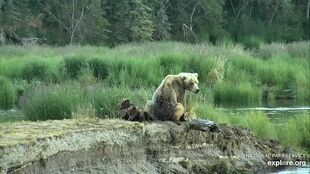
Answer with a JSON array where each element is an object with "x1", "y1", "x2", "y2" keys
[
  {"x1": 0, "y1": 41, "x2": 309, "y2": 117},
  {"x1": 88, "y1": 58, "x2": 109, "y2": 80},
  {"x1": 279, "y1": 115, "x2": 310, "y2": 149},
  {"x1": 90, "y1": 86, "x2": 152, "y2": 118},
  {"x1": 22, "y1": 84, "x2": 84, "y2": 121},
  {"x1": 214, "y1": 81, "x2": 262, "y2": 104},
  {"x1": 21, "y1": 61, "x2": 49, "y2": 82},
  {"x1": 0, "y1": 41, "x2": 308, "y2": 153},
  {"x1": 0, "y1": 76, "x2": 16, "y2": 109},
  {"x1": 255, "y1": 41, "x2": 310, "y2": 59},
  {"x1": 197, "y1": 105, "x2": 310, "y2": 151}
]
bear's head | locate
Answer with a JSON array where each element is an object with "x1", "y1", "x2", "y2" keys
[{"x1": 179, "y1": 72, "x2": 200, "y2": 94}]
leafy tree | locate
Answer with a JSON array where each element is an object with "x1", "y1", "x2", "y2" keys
[
  {"x1": 147, "y1": 0, "x2": 171, "y2": 40},
  {"x1": 0, "y1": 0, "x2": 308, "y2": 45},
  {"x1": 106, "y1": 0, "x2": 154, "y2": 45},
  {"x1": 167, "y1": 0, "x2": 225, "y2": 43},
  {"x1": 38, "y1": 0, "x2": 108, "y2": 45}
]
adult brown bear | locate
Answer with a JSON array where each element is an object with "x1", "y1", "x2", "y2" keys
[{"x1": 145, "y1": 72, "x2": 200, "y2": 123}]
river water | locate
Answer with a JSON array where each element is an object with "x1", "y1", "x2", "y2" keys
[
  {"x1": 216, "y1": 100, "x2": 309, "y2": 174},
  {"x1": 1, "y1": 100, "x2": 309, "y2": 173},
  {"x1": 216, "y1": 99, "x2": 310, "y2": 123},
  {"x1": 260, "y1": 166, "x2": 310, "y2": 174}
]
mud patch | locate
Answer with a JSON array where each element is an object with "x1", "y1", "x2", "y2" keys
[{"x1": 0, "y1": 119, "x2": 300, "y2": 173}]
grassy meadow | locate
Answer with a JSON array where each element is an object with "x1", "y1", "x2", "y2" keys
[{"x1": 0, "y1": 41, "x2": 309, "y2": 152}]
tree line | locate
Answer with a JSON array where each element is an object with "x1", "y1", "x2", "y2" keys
[{"x1": 0, "y1": 0, "x2": 309, "y2": 46}]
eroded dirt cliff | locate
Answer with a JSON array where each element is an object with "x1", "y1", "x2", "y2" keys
[{"x1": 0, "y1": 119, "x2": 294, "y2": 174}]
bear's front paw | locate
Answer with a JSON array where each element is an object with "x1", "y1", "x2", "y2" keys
[{"x1": 184, "y1": 112, "x2": 189, "y2": 117}]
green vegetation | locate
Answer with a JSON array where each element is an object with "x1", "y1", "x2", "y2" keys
[
  {"x1": 0, "y1": 0, "x2": 308, "y2": 46},
  {"x1": 0, "y1": 41, "x2": 309, "y2": 152},
  {"x1": 88, "y1": 58, "x2": 109, "y2": 80},
  {"x1": 91, "y1": 86, "x2": 151, "y2": 118},
  {"x1": 0, "y1": 76, "x2": 16, "y2": 109},
  {"x1": 0, "y1": 111, "x2": 24, "y2": 122},
  {"x1": 198, "y1": 105, "x2": 310, "y2": 151},
  {"x1": 214, "y1": 81, "x2": 262, "y2": 103},
  {"x1": 22, "y1": 85, "x2": 84, "y2": 121},
  {"x1": 21, "y1": 61, "x2": 49, "y2": 82},
  {"x1": 64, "y1": 57, "x2": 87, "y2": 79},
  {"x1": 1, "y1": 0, "x2": 309, "y2": 155},
  {"x1": 0, "y1": 41, "x2": 308, "y2": 110}
]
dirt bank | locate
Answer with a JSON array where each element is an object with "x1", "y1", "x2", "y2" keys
[{"x1": 0, "y1": 119, "x2": 297, "y2": 173}]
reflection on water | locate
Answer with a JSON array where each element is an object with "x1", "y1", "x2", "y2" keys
[
  {"x1": 216, "y1": 99, "x2": 310, "y2": 122},
  {"x1": 235, "y1": 107, "x2": 310, "y2": 111},
  {"x1": 216, "y1": 99, "x2": 310, "y2": 109},
  {"x1": 218, "y1": 100, "x2": 309, "y2": 174},
  {"x1": 230, "y1": 106, "x2": 310, "y2": 121},
  {"x1": 266, "y1": 166, "x2": 310, "y2": 174},
  {"x1": 0, "y1": 109, "x2": 24, "y2": 122}
]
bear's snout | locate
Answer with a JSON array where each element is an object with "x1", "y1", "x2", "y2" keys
[{"x1": 194, "y1": 89, "x2": 200, "y2": 94}]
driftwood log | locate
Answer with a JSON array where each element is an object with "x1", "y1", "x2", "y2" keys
[
  {"x1": 186, "y1": 118, "x2": 218, "y2": 132},
  {"x1": 119, "y1": 99, "x2": 218, "y2": 132}
]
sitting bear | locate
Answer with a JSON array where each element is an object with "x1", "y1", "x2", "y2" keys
[{"x1": 145, "y1": 72, "x2": 200, "y2": 123}]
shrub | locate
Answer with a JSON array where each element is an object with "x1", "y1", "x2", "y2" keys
[
  {"x1": 88, "y1": 58, "x2": 109, "y2": 80},
  {"x1": 21, "y1": 61, "x2": 49, "y2": 82},
  {"x1": 22, "y1": 85, "x2": 83, "y2": 121},
  {"x1": 0, "y1": 76, "x2": 16, "y2": 109},
  {"x1": 64, "y1": 56, "x2": 87, "y2": 79}
]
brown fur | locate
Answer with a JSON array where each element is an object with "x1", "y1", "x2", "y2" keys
[
  {"x1": 145, "y1": 73, "x2": 199, "y2": 123},
  {"x1": 119, "y1": 99, "x2": 153, "y2": 122},
  {"x1": 127, "y1": 106, "x2": 152, "y2": 122}
]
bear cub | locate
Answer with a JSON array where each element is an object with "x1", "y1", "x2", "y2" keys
[{"x1": 119, "y1": 99, "x2": 153, "y2": 122}]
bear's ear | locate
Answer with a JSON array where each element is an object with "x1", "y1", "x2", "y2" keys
[
  {"x1": 194, "y1": 73, "x2": 198, "y2": 77},
  {"x1": 181, "y1": 75, "x2": 187, "y2": 81}
]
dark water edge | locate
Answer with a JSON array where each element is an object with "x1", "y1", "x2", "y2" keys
[
  {"x1": 215, "y1": 99, "x2": 310, "y2": 109},
  {"x1": 217, "y1": 100, "x2": 310, "y2": 173},
  {"x1": 259, "y1": 166, "x2": 310, "y2": 174},
  {"x1": 1, "y1": 100, "x2": 310, "y2": 123},
  {"x1": 0, "y1": 109, "x2": 24, "y2": 122},
  {"x1": 215, "y1": 99, "x2": 310, "y2": 121},
  {"x1": 0, "y1": 101, "x2": 309, "y2": 173}
]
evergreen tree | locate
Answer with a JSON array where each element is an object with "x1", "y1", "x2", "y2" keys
[
  {"x1": 0, "y1": 0, "x2": 308, "y2": 45},
  {"x1": 147, "y1": 0, "x2": 171, "y2": 40},
  {"x1": 106, "y1": 0, "x2": 153, "y2": 45}
]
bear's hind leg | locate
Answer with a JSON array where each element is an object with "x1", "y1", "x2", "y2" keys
[{"x1": 173, "y1": 103, "x2": 185, "y2": 124}]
